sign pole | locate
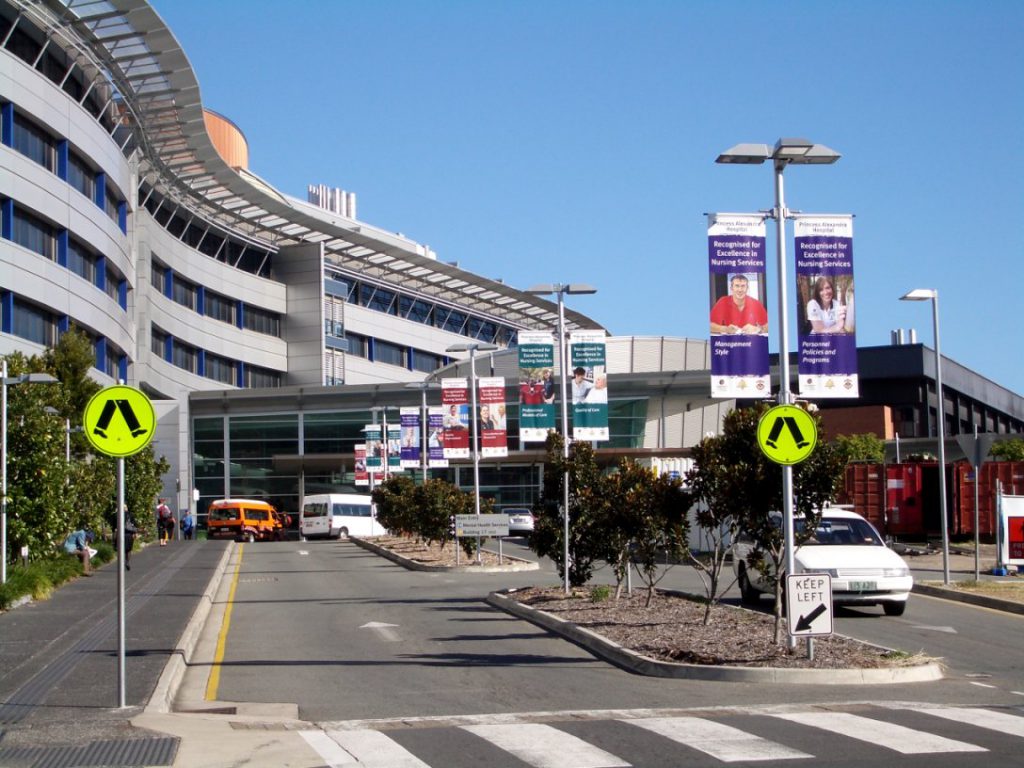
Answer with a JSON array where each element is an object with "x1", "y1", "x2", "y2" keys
[{"x1": 117, "y1": 457, "x2": 126, "y2": 709}]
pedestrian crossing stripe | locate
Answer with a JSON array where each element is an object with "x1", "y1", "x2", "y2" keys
[
  {"x1": 83, "y1": 385, "x2": 156, "y2": 457},
  {"x1": 298, "y1": 705, "x2": 1020, "y2": 767}
]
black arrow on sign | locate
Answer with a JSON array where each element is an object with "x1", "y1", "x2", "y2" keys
[{"x1": 795, "y1": 603, "x2": 827, "y2": 633}]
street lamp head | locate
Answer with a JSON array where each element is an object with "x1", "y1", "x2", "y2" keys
[
  {"x1": 715, "y1": 143, "x2": 772, "y2": 164},
  {"x1": 403, "y1": 381, "x2": 441, "y2": 390},
  {"x1": 900, "y1": 288, "x2": 937, "y2": 302},
  {"x1": 445, "y1": 342, "x2": 498, "y2": 353},
  {"x1": 526, "y1": 283, "x2": 598, "y2": 296}
]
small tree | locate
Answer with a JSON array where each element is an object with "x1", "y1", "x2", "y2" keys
[
  {"x1": 415, "y1": 478, "x2": 468, "y2": 548},
  {"x1": 833, "y1": 433, "x2": 885, "y2": 464},
  {"x1": 372, "y1": 474, "x2": 418, "y2": 535},
  {"x1": 530, "y1": 433, "x2": 605, "y2": 588},
  {"x1": 991, "y1": 439, "x2": 1024, "y2": 462}
]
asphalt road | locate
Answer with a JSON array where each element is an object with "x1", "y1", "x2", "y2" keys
[{"x1": 206, "y1": 538, "x2": 1024, "y2": 725}]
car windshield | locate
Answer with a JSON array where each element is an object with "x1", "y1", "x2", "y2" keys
[
  {"x1": 209, "y1": 508, "x2": 240, "y2": 521},
  {"x1": 796, "y1": 516, "x2": 882, "y2": 546}
]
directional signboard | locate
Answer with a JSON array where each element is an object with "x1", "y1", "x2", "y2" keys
[
  {"x1": 83, "y1": 385, "x2": 156, "y2": 457},
  {"x1": 455, "y1": 514, "x2": 509, "y2": 538},
  {"x1": 757, "y1": 405, "x2": 817, "y2": 465},
  {"x1": 786, "y1": 573, "x2": 833, "y2": 637}
]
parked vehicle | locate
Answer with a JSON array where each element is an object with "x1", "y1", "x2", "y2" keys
[
  {"x1": 206, "y1": 499, "x2": 282, "y2": 543},
  {"x1": 300, "y1": 493, "x2": 386, "y2": 539},
  {"x1": 731, "y1": 508, "x2": 913, "y2": 616},
  {"x1": 503, "y1": 508, "x2": 535, "y2": 537}
]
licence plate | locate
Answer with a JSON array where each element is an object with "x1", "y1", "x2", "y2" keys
[{"x1": 850, "y1": 581, "x2": 876, "y2": 591}]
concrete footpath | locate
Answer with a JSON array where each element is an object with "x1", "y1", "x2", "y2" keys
[{"x1": 1, "y1": 539, "x2": 1022, "y2": 768}]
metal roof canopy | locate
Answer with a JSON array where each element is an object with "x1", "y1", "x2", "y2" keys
[{"x1": 41, "y1": 0, "x2": 600, "y2": 333}]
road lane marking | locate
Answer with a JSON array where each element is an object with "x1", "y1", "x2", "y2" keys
[
  {"x1": 205, "y1": 544, "x2": 244, "y2": 701},
  {"x1": 918, "y1": 707, "x2": 1024, "y2": 737},
  {"x1": 300, "y1": 730, "x2": 358, "y2": 765},
  {"x1": 461, "y1": 723, "x2": 630, "y2": 768},
  {"x1": 627, "y1": 717, "x2": 811, "y2": 762},
  {"x1": 770, "y1": 712, "x2": 986, "y2": 754},
  {"x1": 324, "y1": 729, "x2": 431, "y2": 767},
  {"x1": 360, "y1": 621, "x2": 401, "y2": 642}
]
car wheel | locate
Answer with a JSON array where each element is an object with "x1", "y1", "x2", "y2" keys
[
  {"x1": 738, "y1": 566, "x2": 760, "y2": 605},
  {"x1": 339, "y1": 527, "x2": 349, "y2": 538},
  {"x1": 883, "y1": 602, "x2": 906, "y2": 617},
  {"x1": 246, "y1": 531, "x2": 255, "y2": 543}
]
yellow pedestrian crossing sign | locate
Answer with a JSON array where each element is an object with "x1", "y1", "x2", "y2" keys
[
  {"x1": 83, "y1": 385, "x2": 156, "y2": 457},
  {"x1": 757, "y1": 405, "x2": 817, "y2": 465}
]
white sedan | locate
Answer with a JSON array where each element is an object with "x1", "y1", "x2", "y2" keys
[
  {"x1": 731, "y1": 508, "x2": 913, "y2": 616},
  {"x1": 503, "y1": 508, "x2": 535, "y2": 538}
]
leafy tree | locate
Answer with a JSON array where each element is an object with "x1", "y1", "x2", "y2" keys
[
  {"x1": 686, "y1": 431, "x2": 745, "y2": 625},
  {"x1": 833, "y1": 433, "x2": 885, "y2": 464},
  {"x1": 530, "y1": 433, "x2": 606, "y2": 588},
  {"x1": 601, "y1": 460, "x2": 691, "y2": 606},
  {"x1": 696, "y1": 404, "x2": 844, "y2": 644},
  {"x1": 414, "y1": 478, "x2": 470, "y2": 548},
  {"x1": 372, "y1": 474, "x2": 418, "y2": 535},
  {"x1": 991, "y1": 439, "x2": 1024, "y2": 461}
]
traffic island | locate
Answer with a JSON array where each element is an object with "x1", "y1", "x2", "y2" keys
[
  {"x1": 487, "y1": 587, "x2": 944, "y2": 684},
  {"x1": 352, "y1": 536, "x2": 539, "y2": 573}
]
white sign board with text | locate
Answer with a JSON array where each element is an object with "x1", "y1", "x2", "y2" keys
[
  {"x1": 455, "y1": 514, "x2": 510, "y2": 538},
  {"x1": 786, "y1": 573, "x2": 833, "y2": 637}
]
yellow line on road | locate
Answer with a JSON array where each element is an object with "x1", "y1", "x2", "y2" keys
[{"x1": 206, "y1": 543, "x2": 243, "y2": 701}]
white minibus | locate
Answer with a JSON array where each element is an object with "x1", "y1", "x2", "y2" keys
[{"x1": 300, "y1": 493, "x2": 387, "y2": 539}]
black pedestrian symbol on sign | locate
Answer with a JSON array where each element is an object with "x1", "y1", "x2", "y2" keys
[
  {"x1": 764, "y1": 416, "x2": 809, "y2": 449},
  {"x1": 93, "y1": 399, "x2": 148, "y2": 439}
]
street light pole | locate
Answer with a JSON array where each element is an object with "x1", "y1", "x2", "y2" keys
[
  {"x1": 716, "y1": 139, "x2": 841, "y2": 641},
  {"x1": 1, "y1": 360, "x2": 57, "y2": 583},
  {"x1": 404, "y1": 379, "x2": 441, "y2": 481},
  {"x1": 526, "y1": 283, "x2": 597, "y2": 595},
  {"x1": 900, "y1": 288, "x2": 949, "y2": 584}
]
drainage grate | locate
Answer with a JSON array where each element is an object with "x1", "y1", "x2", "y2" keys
[{"x1": 0, "y1": 735, "x2": 178, "y2": 768}]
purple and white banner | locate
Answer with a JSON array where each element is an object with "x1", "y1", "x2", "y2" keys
[
  {"x1": 707, "y1": 213, "x2": 771, "y2": 399},
  {"x1": 795, "y1": 215, "x2": 858, "y2": 398},
  {"x1": 399, "y1": 407, "x2": 421, "y2": 468},
  {"x1": 427, "y1": 407, "x2": 448, "y2": 468}
]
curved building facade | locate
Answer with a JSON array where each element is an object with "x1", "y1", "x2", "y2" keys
[{"x1": 0, "y1": 0, "x2": 600, "y2": 510}]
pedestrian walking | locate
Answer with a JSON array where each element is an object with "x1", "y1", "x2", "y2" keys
[
  {"x1": 156, "y1": 499, "x2": 174, "y2": 546},
  {"x1": 180, "y1": 510, "x2": 195, "y2": 540}
]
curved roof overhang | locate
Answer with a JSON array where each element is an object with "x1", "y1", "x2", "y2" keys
[{"x1": 32, "y1": 0, "x2": 602, "y2": 333}]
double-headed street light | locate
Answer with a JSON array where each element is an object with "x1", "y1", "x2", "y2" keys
[
  {"x1": 2, "y1": 360, "x2": 57, "y2": 583},
  {"x1": 526, "y1": 283, "x2": 597, "y2": 595},
  {"x1": 900, "y1": 288, "x2": 949, "y2": 585},
  {"x1": 716, "y1": 139, "x2": 841, "y2": 640},
  {"x1": 404, "y1": 379, "x2": 441, "y2": 478}
]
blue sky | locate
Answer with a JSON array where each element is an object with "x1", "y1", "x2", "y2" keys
[{"x1": 151, "y1": 0, "x2": 1024, "y2": 394}]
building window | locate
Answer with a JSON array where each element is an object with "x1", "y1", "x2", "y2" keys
[
  {"x1": 172, "y1": 339, "x2": 198, "y2": 373},
  {"x1": 360, "y1": 284, "x2": 397, "y2": 315},
  {"x1": 244, "y1": 365, "x2": 282, "y2": 388},
  {"x1": 242, "y1": 305, "x2": 281, "y2": 337},
  {"x1": 67, "y1": 150, "x2": 95, "y2": 199},
  {"x1": 104, "y1": 265, "x2": 121, "y2": 303},
  {"x1": 151, "y1": 327, "x2": 168, "y2": 359},
  {"x1": 151, "y1": 259, "x2": 168, "y2": 294},
  {"x1": 12, "y1": 113, "x2": 56, "y2": 172},
  {"x1": 67, "y1": 236, "x2": 97, "y2": 282},
  {"x1": 205, "y1": 290, "x2": 236, "y2": 324},
  {"x1": 172, "y1": 275, "x2": 197, "y2": 310},
  {"x1": 104, "y1": 185, "x2": 121, "y2": 224},
  {"x1": 344, "y1": 332, "x2": 368, "y2": 359},
  {"x1": 103, "y1": 340, "x2": 123, "y2": 379},
  {"x1": 411, "y1": 350, "x2": 443, "y2": 374},
  {"x1": 12, "y1": 298, "x2": 57, "y2": 345},
  {"x1": 374, "y1": 339, "x2": 407, "y2": 368},
  {"x1": 205, "y1": 352, "x2": 236, "y2": 385},
  {"x1": 12, "y1": 206, "x2": 56, "y2": 260}
]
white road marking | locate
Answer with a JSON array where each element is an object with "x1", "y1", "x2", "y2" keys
[
  {"x1": 627, "y1": 717, "x2": 811, "y2": 762},
  {"x1": 969, "y1": 681, "x2": 997, "y2": 688},
  {"x1": 298, "y1": 549, "x2": 309, "y2": 555},
  {"x1": 771, "y1": 712, "x2": 986, "y2": 754},
  {"x1": 918, "y1": 707, "x2": 1024, "y2": 737},
  {"x1": 324, "y1": 729, "x2": 431, "y2": 767},
  {"x1": 359, "y1": 621, "x2": 401, "y2": 642},
  {"x1": 910, "y1": 624, "x2": 957, "y2": 633},
  {"x1": 462, "y1": 723, "x2": 630, "y2": 768},
  {"x1": 300, "y1": 730, "x2": 357, "y2": 766}
]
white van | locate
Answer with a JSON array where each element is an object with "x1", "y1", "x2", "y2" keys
[{"x1": 300, "y1": 493, "x2": 386, "y2": 539}]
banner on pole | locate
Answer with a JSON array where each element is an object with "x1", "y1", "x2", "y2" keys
[
  {"x1": 387, "y1": 424, "x2": 402, "y2": 472},
  {"x1": 795, "y1": 215, "x2": 858, "y2": 398},
  {"x1": 518, "y1": 331, "x2": 556, "y2": 443},
  {"x1": 441, "y1": 378, "x2": 470, "y2": 459},
  {"x1": 707, "y1": 213, "x2": 771, "y2": 399},
  {"x1": 364, "y1": 424, "x2": 383, "y2": 474},
  {"x1": 354, "y1": 445, "x2": 368, "y2": 486},
  {"x1": 399, "y1": 408, "x2": 421, "y2": 468},
  {"x1": 478, "y1": 376, "x2": 508, "y2": 457},
  {"x1": 427, "y1": 406, "x2": 449, "y2": 468},
  {"x1": 570, "y1": 330, "x2": 608, "y2": 442}
]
